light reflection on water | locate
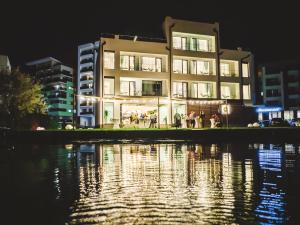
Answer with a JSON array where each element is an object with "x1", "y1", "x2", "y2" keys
[
  {"x1": 65, "y1": 143, "x2": 299, "y2": 225},
  {"x1": 2, "y1": 142, "x2": 300, "y2": 225}
]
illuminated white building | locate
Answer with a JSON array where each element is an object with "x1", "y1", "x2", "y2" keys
[{"x1": 77, "y1": 17, "x2": 254, "y2": 128}]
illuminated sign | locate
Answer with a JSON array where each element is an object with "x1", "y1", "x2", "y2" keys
[
  {"x1": 256, "y1": 107, "x2": 282, "y2": 113},
  {"x1": 220, "y1": 104, "x2": 231, "y2": 115}
]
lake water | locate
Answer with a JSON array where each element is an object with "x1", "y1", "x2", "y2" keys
[{"x1": 1, "y1": 142, "x2": 300, "y2": 225}]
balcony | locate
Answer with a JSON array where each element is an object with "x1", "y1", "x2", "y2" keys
[
  {"x1": 80, "y1": 84, "x2": 93, "y2": 90},
  {"x1": 80, "y1": 58, "x2": 94, "y2": 64},
  {"x1": 80, "y1": 111, "x2": 94, "y2": 115},
  {"x1": 80, "y1": 76, "x2": 94, "y2": 81},
  {"x1": 266, "y1": 78, "x2": 280, "y2": 86},
  {"x1": 80, "y1": 67, "x2": 93, "y2": 73},
  {"x1": 80, "y1": 49, "x2": 93, "y2": 56}
]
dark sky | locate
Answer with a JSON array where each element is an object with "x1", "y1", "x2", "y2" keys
[{"x1": 1, "y1": 1, "x2": 300, "y2": 69}]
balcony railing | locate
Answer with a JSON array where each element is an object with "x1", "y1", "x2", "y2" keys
[{"x1": 80, "y1": 111, "x2": 94, "y2": 115}]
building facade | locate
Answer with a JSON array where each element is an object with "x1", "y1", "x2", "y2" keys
[
  {"x1": 257, "y1": 60, "x2": 300, "y2": 121},
  {"x1": 77, "y1": 17, "x2": 255, "y2": 128},
  {"x1": 77, "y1": 42, "x2": 99, "y2": 127},
  {"x1": 0, "y1": 55, "x2": 11, "y2": 72},
  {"x1": 26, "y1": 57, "x2": 74, "y2": 128}
]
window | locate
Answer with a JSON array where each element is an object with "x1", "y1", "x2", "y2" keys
[
  {"x1": 142, "y1": 80, "x2": 162, "y2": 96},
  {"x1": 191, "y1": 82, "x2": 214, "y2": 98},
  {"x1": 104, "y1": 78, "x2": 114, "y2": 96},
  {"x1": 173, "y1": 37, "x2": 181, "y2": 49},
  {"x1": 190, "y1": 61, "x2": 197, "y2": 74},
  {"x1": 197, "y1": 39, "x2": 209, "y2": 52},
  {"x1": 104, "y1": 102, "x2": 114, "y2": 123},
  {"x1": 173, "y1": 36, "x2": 187, "y2": 50},
  {"x1": 104, "y1": 51, "x2": 115, "y2": 69},
  {"x1": 284, "y1": 110, "x2": 294, "y2": 120},
  {"x1": 120, "y1": 55, "x2": 135, "y2": 70},
  {"x1": 221, "y1": 82, "x2": 240, "y2": 99},
  {"x1": 190, "y1": 38, "x2": 197, "y2": 51},
  {"x1": 297, "y1": 110, "x2": 300, "y2": 118},
  {"x1": 197, "y1": 61, "x2": 210, "y2": 75},
  {"x1": 141, "y1": 57, "x2": 162, "y2": 72},
  {"x1": 173, "y1": 59, "x2": 182, "y2": 73},
  {"x1": 220, "y1": 63, "x2": 230, "y2": 76},
  {"x1": 173, "y1": 59, "x2": 188, "y2": 74},
  {"x1": 120, "y1": 81, "x2": 136, "y2": 96},
  {"x1": 243, "y1": 84, "x2": 251, "y2": 100},
  {"x1": 172, "y1": 82, "x2": 187, "y2": 98},
  {"x1": 156, "y1": 58, "x2": 162, "y2": 72},
  {"x1": 242, "y1": 63, "x2": 249, "y2": 77}
]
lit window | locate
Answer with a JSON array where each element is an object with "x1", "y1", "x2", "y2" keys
[
  {"x1": 141, "y1": 57, "x2": 162, "y2": 72},
  {"x1": 191, "y1": 82, "x2": 214, "y2": 98},
  {"x1": 173, "y1": 37, "x2": 182, "y2": 49},
  {"x1": 120, "y1": 55, "x2": 135, "y2": 70},
  {"x1": 104, "y1": 78, "x2": 114, "y2": 96},
  {"x1": 173, "y1": 59, "x2": 188, "y2": 74},
  {"x1": 242, "y1": 63, "x2": 249, "y2": 77},
  {"x1": 221, "y1": 82, "x2": 240, "y2": 99},
  {"x1": 243, "y1": 85, "x2": 251, "y2": 100},
  {"x1": 156, "y1": 58, "x2": 162, "y2": 72},
  {"x1": 120, "y1": 81, "x2": 136, "y2": 96},
  {"x1": 103, "y1": 102, "x2": 114, "y2": 123},
  {"x1": 197, "y1": 39, "x2": 209, "y2": 52},
  {"x1": 197, "y1": 61, "x2": 210, "y2": 75},
  {"x1": 173, "y1": 59, "x2": 182, "y2": 73},
  {"x1": 284, "y1": 110, "x2": 294, "y2": 120},
  {"x1": 297, "y1": 110, "x2": 300, "y2": 118},
  {"x1": 173, "y1": 36, "x2": 187, "y2": 50},
  {"x1": 172, "y1": 82, "x2": 187, "y2": 98},
  {"x1": 190, "y1": 38, "x2": 197, "y2": 51},
  {"x1": 104, "y1": 51, "x2": 115, "y2": 69},
  {"x1": 190, "y1": 61, "x2": 197, "y2": 74},
  {"x1": 220, "y1": 63, "x2": 230, "y2": 76}
]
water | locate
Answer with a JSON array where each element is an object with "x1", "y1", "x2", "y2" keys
[{"x1": 1, "y1": 142, "x2": 300, "y2": 225}]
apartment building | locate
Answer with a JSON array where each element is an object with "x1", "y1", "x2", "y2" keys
[
  {"x1": 26, "y1": 57, "x2": 74, "y2": 128},
  {"x1": 77, "y1": 17, "x2": 255, "y2": 128},
  {"x1": 258, "y1": 60, "x2": 300, "y2": 121},
  {"x1": 77, "y1": 42, "x2": 99, "y2": 127}
]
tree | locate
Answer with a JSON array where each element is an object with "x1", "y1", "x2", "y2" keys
[{"x1": 0, "y1": 69, "x2": 47, "y2": 129}]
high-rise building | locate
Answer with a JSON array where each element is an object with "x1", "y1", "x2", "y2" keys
[
  {"x1": 77, "y1": 17, "x2": 255, "y2": 128},
  {"x1": 26, "y1": 57, "x2": 74, "y2": 128},
  {"x1": 257, "y1": 60, "x2": 300, "y2": 121},
  {"x1": 77, "y1": 42, "x2": 99, "y2": 127},
  {"x1": 0, "y1": 55, "x2": 11, "y2": 72}
]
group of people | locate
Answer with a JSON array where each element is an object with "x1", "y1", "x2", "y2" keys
[
  {"x1": 209, "y1": 114, "x2": 222, "y2": 128},
  {"x1": 174, "y1": 111, "x2": 206, "y2": 128},
  {"x1": 128, "y1": 112, "x2": 158, "y2": 128}
]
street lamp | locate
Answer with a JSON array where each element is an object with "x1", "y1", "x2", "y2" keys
[
  {"x1": 156, "y1": 81, "x2": 160, "y2": 129},
  {"x1": 225, "y1": 98, "x2": 229, "y2": 128},
  {"x1": 221, "y1": 96, "x2": 230, "y2": 128}
]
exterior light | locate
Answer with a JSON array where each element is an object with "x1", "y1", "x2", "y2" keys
[{"x1": 256, "y1": 107, "x2": 282, "y2": 113}]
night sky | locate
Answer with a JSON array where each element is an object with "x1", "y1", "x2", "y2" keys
[{"x1": 1, "y1": 1, "x2": 299, "y2": 69}]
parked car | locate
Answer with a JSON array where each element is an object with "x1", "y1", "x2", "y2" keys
[
  {"x1": 270, "y1": 118, "x2": 290, "y2": 127},
  {"x1": 287, "y1": 119, "x2": 300, "y2": 127}
]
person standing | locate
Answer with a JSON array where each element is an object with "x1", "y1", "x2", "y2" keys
[
  {"x1": 174, "y1": 112, "x2": 181, "y2": 128},
  {"x1": 189, "y1": 111, "x2": 196, "y2": 128},
  {"x1": 200, "y1": 111, "x2": 205, "y2": 128}
]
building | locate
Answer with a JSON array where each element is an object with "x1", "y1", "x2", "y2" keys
[
  {"x1": 26, "y1": 57, "x2": 74, "y2": 128},
  {"x1": 77, "y1": 42, "x2": 99, "y2": 127},
  {"x1": 257, "y1": 60, "x2": 300, "y2": 121},
  {"x1": 77, "y1": 17, "x2": 255, "y2": 128},
  {"x1": 0, "y1": 55, "x2": 11, "y2": 72}
]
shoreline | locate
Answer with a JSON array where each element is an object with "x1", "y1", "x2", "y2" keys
[{"x1": 1, "y1": 127, "x2": 300, "y2": 144}]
